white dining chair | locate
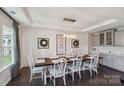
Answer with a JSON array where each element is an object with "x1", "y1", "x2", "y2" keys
[
  {"x1": 67, "y1": 57, "x2": 82, "y2": 81},
  {"x1": 27, "y1": 54, "x2": 45, "y2": 83},
  {"x1": 49, "y1": 58, "x2": 67, "y2": 86},
  {"x1": 89, "y1": 48, "x2": 99, "y2": 57},
  {"x1": 82, "y1": 52, "x2": 100, "y2": 76}
]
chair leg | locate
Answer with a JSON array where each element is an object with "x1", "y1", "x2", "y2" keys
[
  {"x1": 79, "y1": 71, "x2": 81, "y2": 79},
  {"x1": 90, "y1": 69, "x2": 92, "y2": 76},
  {"x1": 63, "y1": 75, "x2": 66, "y2": 86},
  {"x1": 50, "y1": 74, "x2": 52, "y2": 81},
  {"x1": 93, "y1": 67, "x2": 98, "y2": 74},
  {"x1": 72, "y1": 72, "x2": 74, "y2": 81},
  {"x1": 41, "y1": 72, "x2": 43, "y2": 81},
  {"x1": 95, "y1": 68, "x2": 98, "y2": 74},
  {"x1": 29, "y1": 73, "x2": 32, "y2": 83},
  {"x1": 54, "y1": 77, "x2": 56, "y2": 86}
]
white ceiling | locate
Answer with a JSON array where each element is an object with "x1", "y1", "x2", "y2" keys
[{"x1": 3, "y1": 7, "x2": 124, "y2": 32}]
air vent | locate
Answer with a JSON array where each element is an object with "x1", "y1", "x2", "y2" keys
[
  {"x1": 10, "y1": 11, "x2": 16, "y2": 14},
  {"x1": 63, "y1": 18, "x2": 76, "y2": 22}
]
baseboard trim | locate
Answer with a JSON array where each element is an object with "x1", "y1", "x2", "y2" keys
[{"x1": 99, "y1": 64, "x2": 124, "y2": 74}]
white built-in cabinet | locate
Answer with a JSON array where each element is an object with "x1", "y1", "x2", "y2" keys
[
  {"x1": 113, "y1": 55, "x2": 124, "y2": 72},
  {"x1": 100, "y1": 53, "x2": 113, "y2": 68},
  {"x1": 99, "y1": 53, "x2": 124, "y2": 72},
  {"x1": 93, "y1": 29, "x2": 114, "y2": 47},
  {"x1": 100, "y1": 30, "x2": 114, "y2": 45}
]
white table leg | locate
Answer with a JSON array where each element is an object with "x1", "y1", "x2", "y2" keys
[{"x1": 44, "y1": 67, "x2": 47, "y2": 85}]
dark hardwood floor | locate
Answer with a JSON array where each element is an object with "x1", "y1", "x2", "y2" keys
[{"x1": 7, "y1": 65, "x2": 124, "y2": 86}]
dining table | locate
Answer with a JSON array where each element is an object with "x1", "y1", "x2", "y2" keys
[
  {"x1": 35, "y1": 55, "x2": 92, "y2": 85},
  {"x1": 36, "y1": 55, "x2": 91, "y2": 66}
]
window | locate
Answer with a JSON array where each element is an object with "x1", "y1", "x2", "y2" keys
[
  {"x1": 1, "y1": 26, "x2": 14, "y2": 66},
  {"x1": 0, "y1": 10, "x2": 15, "y2": 70}
]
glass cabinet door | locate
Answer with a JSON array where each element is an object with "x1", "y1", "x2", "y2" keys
[
  {"x1": 100, "y1": 33, "x2": 104, "y2": 45},
  {"x1": 106, "y1": 31, "x2": 113, "y2": 45}
]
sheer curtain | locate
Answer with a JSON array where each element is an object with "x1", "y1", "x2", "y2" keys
[
  {"x1": 0, "y1": 8, "x2": 20, "y2": 78},
  {"x1": 11, "y1": 20, "x2": 20, "y2": 78}
]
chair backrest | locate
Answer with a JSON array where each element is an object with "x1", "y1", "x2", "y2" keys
[
  {"x1": 69, "y1": 50, "x2": 78, "y2": 57},
  {"x1": 90, "y1": 48, "x2": 99, "y2": 57},
  {"x1": 91, "y1": 51, "x2": 100, "y2": 67},
  {"x1": 52, "y1": 58, "x2": 67, "y2": 76},
  {"x1": 69, "y1": 50, "x2": 74, "y2": 56},
  {"x1": 70, "y1": 57, "x2": 82, "y2": 71},
  {"x1": 27, "y1": 54, "x2": 35, "y2": 72}
]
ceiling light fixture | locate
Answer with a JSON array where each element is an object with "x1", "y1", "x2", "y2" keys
[
  {"x1": 63, "y1": 32, "x2": 76, "y2": 38},
  {"x1": 63, "y1": 18, "x2": 76, "y2": 22}
]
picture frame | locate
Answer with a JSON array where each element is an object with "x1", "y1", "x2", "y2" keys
[
  {"x1": 38, "y1": 38, "x2": 49, "y2": 49},
  {"x1": 71, "y1": 39, "x2": 79, "y2": 48},
  {"x1": 56, "y1": 34, "x2": 66, "y2": 55}
]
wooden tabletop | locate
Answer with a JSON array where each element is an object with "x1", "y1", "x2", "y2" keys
[
  {"x1": 35, "y1": 58, "x2": 54, "y2": 66},
  {"x1": 35, "y1": 55, "x2": 91, "y2": 67}
]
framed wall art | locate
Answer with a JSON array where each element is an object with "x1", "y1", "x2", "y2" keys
[
  {"x1": 38, "y1": 38, "x2": 49, "y2": 49},
  {"x1": 71, "y1": 39, "x2": 79, "y2": 48},
  {"x1": 56, "y1": 34, "x2": 66, "y2": 55}
]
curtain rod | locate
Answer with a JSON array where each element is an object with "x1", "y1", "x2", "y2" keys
[{"x1": 0, "y1": 7, "x2": 20, "y2": 25}]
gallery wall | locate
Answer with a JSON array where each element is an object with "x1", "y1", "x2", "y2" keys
[{"x1": 20, "y1": 27, "x2": 89, "y2": 68}]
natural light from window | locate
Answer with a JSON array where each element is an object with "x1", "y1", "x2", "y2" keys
[{"x1": 0, "y1": 25, "x2": 14, "y2": 70}]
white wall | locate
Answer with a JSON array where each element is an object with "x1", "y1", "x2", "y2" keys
[
  {"x1": 0, "y1": 65, "x2": 12, "y2": 86},
  {"x1": 20, "y1": 27, "x2": 89, "y2": 68}
]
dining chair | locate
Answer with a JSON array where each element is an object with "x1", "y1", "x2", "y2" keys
[
  {"x1": 89, "y1": 48, "x2": 99, "y2": 57},
  {"x1": 49, "y1": 58, "x2": 67, "y2": 86},
  {"x1": 27, "y1": 54, "x2": 45, "y2": 83},
  {"x1": 82, "y1": 52, "x2": 100, "y2": 76},
  {"x1": 69, "y1": 50, "x2": 78, "y2": 57},
  {"x1": 89, "y1": 48, "x2": 100, "y2": 68},
  {"x1": 67, "y1": 57, "x2": 82, "y2": 81}
]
